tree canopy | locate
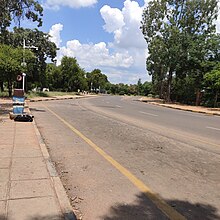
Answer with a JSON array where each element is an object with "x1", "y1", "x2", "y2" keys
[
  {"x1": 141, "y1": 0, "x2": 219, "y2": 103},
  {"x1": 0, "y1": 44, "x2": 34, "y2": 96},
  {"x1": 0, "y1": 0, "x2": 43, "y2": 32}
]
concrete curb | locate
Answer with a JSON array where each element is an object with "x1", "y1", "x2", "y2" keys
[
  {"x1": 28, "y1": 95, "x2": 94, "y2": 102},
  {"x1": 140, "y1": 100, "x2": 220, "y2": 116},
  {"x1": 30, "y1": 110, "x2": 76, "y2": 220}
]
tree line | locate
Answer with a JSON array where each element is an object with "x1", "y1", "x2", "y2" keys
[
  {"x1": 43, "y1": 57, "x2": 152, "y2": 96},
  {"x1": 141, "y1": 0, "x2": 220, "y2": 107}
]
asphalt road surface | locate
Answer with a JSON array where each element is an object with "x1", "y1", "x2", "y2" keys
[{"x1": 30, "y1": 95, "x2": 220, "y2": 220}]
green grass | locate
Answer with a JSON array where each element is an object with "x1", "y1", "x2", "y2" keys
[
  {"x1": 27, "y1": 91, "x2": 77, "y2": 98},
  {"x1": 1, "y1": 90, "x2": 78, "y2": 98},
  {"x1": 0, "y1": 91, "x2": 9, "y2": 97}
]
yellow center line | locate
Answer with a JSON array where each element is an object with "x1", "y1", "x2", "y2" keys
[{"x1": 43, "y1": 104, "x2": 186, "y2": 220}]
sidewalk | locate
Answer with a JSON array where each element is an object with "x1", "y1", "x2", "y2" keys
[
  {"x1": 140, "y1": 97, "x2": 220, "y2": 116},
  {"x1": 0, "y1": 99, "x2": 76, "y2": 220}
]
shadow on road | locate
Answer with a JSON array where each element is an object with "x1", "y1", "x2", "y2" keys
[
  {"x1": 29, "y1": 108, "x2": 46, "y2": 112},
  {"x1": 101, "y1": 193, "x2": 220, "y2": 220}
]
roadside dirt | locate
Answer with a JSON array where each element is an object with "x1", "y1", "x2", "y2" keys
[{"x1": 0, "y1": 98, "x2": 12, "y2": 120}]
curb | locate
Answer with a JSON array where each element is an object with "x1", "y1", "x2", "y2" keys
[
  {"x1": 140, "y1": 100, "x2": 220, "y2": 116},
  {"x1": 30, "y1": 110, "x2": 76, "y2": 220},
  {"x1": 28, "y1": 95, "x2": 94, "y2": 102}
]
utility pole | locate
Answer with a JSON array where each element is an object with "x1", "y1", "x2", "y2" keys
[{"x1": 21, "y1": 39, "x2": 38, "y2": 92}]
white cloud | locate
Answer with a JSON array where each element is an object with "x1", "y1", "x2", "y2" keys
[
  {"x1": 100, "y1": 5, "x2": 125, "y2": 33},
  {"x1": 49, "y1": 23, "x2": 63, "y2": 47},
  {"x1": 44, "y1": 0, "x2": 97, "y2": 10},
  {"x1": 48, "y1": 0, "x2": 150, "y2": 84},
  {"x1": 100, "y1": 0, "x2": 146, "y2": 49},
  {"x1": 216, "y1": 1, "x2": 220, "y2": 33},
  {"x1": 99, "y1": 0, "x2": 149, "y2": 83},
  {"x1": 58, "y1": 40, "x2": 134, "y2": 69}
]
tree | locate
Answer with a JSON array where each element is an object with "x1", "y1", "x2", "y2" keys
[
  {"x1": 60, "y1": 56, "x2": 87, "y2": 92},
  {"x1": 0, "y1": 44, "x2": 34, "y2": 96},
  {"x1": 0, "y1": 0, "x2": 43, "y2": 31},
  {"x1": 4, "y1": 28, "x2": 57, "y2": 89},
  {"x1": 204, "y1": 63, "x2": 220, "y2": 107},
  {"x1": 0, "y1": 0, "x2": 43, "y2": 45},
  {"x1": 87, "y1": 69, "x2": 108, "y2": 92},
  {"x1": 137, "y1": 79, "x2": 142, "y2": 95},
  {"x1": 141, "y1": 81, "x2": 152, "y2": 96},
  {"x1": 141, "y1": 0, "x2": 219, "y2": 103}
]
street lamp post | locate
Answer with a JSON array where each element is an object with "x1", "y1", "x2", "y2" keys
[
  {"x1": 22, "y1": 73, "x2": 26, "y2": 91},
  {"x1": 21, "y1": 39, "x2": 38, "y2": 92}
]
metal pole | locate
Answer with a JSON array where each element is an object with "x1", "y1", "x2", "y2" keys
[
  {"x1": 23, "y1": 39, "x2": 25, "y2": 65},
  {"x1": 22, "y1": 73, "x2": 26, "y2": 92}
]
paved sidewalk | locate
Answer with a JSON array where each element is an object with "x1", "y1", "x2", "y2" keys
[{"x1": 0, "y1": 100, "x2": 75, "y2": 220}]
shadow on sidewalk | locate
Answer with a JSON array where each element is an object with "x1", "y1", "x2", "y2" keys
[
  {"x1": 0, "y1": 103, "x2": 12, "y2": 116},
  {"x1": 101, "y1": 193, "x2": 220, "y2": 220},
  {"x1": 0, "y1": 212, "x2": 75, "y2": 220}
]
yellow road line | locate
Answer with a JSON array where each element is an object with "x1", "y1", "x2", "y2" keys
[{"x1": 43, "y1": 104, "x2": 186, "y2": 220}]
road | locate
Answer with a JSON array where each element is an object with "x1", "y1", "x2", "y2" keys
[{"x1": 30, "y1": 95, "x2": 220, "y2": 220}]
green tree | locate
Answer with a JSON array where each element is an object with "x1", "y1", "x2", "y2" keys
[
  {"x1": 87, "y1": 69, "x2": 108, "y2": 92},
  {"x1": 0, "y1": 44, "x2": 34, "y2": 96},
  {"x1": 60, "y1": 56, "x2": 87, "y2": 92},
  {"x1": 5, "y1": 28, "x2": 57, "y2": 89},
  {"x1": 0, "y1": 0, "x2": 43, "y2": 44},
  {"x1": 0, "y1": 0, "x2": 43, "y2": 31},
  {"x1": 141, "y1": 0, "x2": 219, "y2": 103},
  {"x1": 204, "y1": 64, "x2": 220, "y2": 107},
  {"x1": 137, "y1": 78, "x2": 142, "y2": 95},
  {"x1": 141, "y1": 81, "x2": 152, "y2": 96}
]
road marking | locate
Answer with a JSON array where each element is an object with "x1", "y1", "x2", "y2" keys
[
  {"x1": 43, "y1": 104, "x2": 186, "y2": 220},
  {"x1": 139, "y1": 111, "x2": 158, "y2": 117},
  {"x1": 116, "y1": 105, "x2": 122, "y2": 108},
  {"x1": 206, "y1": 126, "x2": 220, "y2": 131}
]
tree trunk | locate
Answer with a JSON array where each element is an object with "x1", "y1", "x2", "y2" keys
[
  {"x1": 195, "y1": 89, "x2": 201, "y2": 106},
  {"x1": 166, "y1": 69, "x2": 173, "y2": 103},
  {"x1": 214, "y1": 91, "x2": 218, "y2": 108},
  {"x1": 0, "y1": 81, "x2": 4, "y2": 92},
  {"x1": 8, "y1": 80, "x2": 12, "y2": 97}
]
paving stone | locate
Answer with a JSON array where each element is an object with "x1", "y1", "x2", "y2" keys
[
  {"x1": 0, "y1": 158, "x2": 10, "y2": 168},
  {"x1": 12, "y1": 147, "x2": 42, "y2": 158},
  {"x1": 7, "y1": 197, "x2": 62, "y2": 220},
  {"x1": 0, "y1": 182, "x2": 8, "y2": 201},
  {"x1": 14, "y1": 138, "x2": 39, "y2": 147},
  {"x1": 11, "y1": 158, "x2": 49, "y2": 180},
  {"x1": 10, "y1": 179, "x2": 54, "y2": 199},
  {"x1": 0, "y1": 201, "x2": 6, "y2": 220},
  {"x1": 0, "y1": 146, "x2": 13, "y2": 158},
  {"x1": 0, "y1": 169, "x2": 9, "y2": 182}
]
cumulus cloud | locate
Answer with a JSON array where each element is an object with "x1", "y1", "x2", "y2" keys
[
  {"x1": 100, "y1": 5, "x2": 125, "y2": 33},
  {"x1": 58, "y1": 40, "x2": 133, "y2": 69},
  {"x1": 100, "y1": 0, "x2": 146, "y2": 49},
  {"x1": 49, "y1": 23, "x2": 63, "y2": 47},
  {"x1": 216, "y1": 1, "x2": 220, "y2": 33},
  {"x1": 48, "y1": 0, "x2": 150, "y2": 84},
  {"x1": 99, "y1": 0, "x2": 149, "y2": 83},
  {"x1": 44, "y1": 0, "x2": 97, "y2": 10}
]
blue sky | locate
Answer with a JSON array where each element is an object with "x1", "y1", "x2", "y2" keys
[{"x1": 32, "y1": 0, "x2": 149, "y2": 84}]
